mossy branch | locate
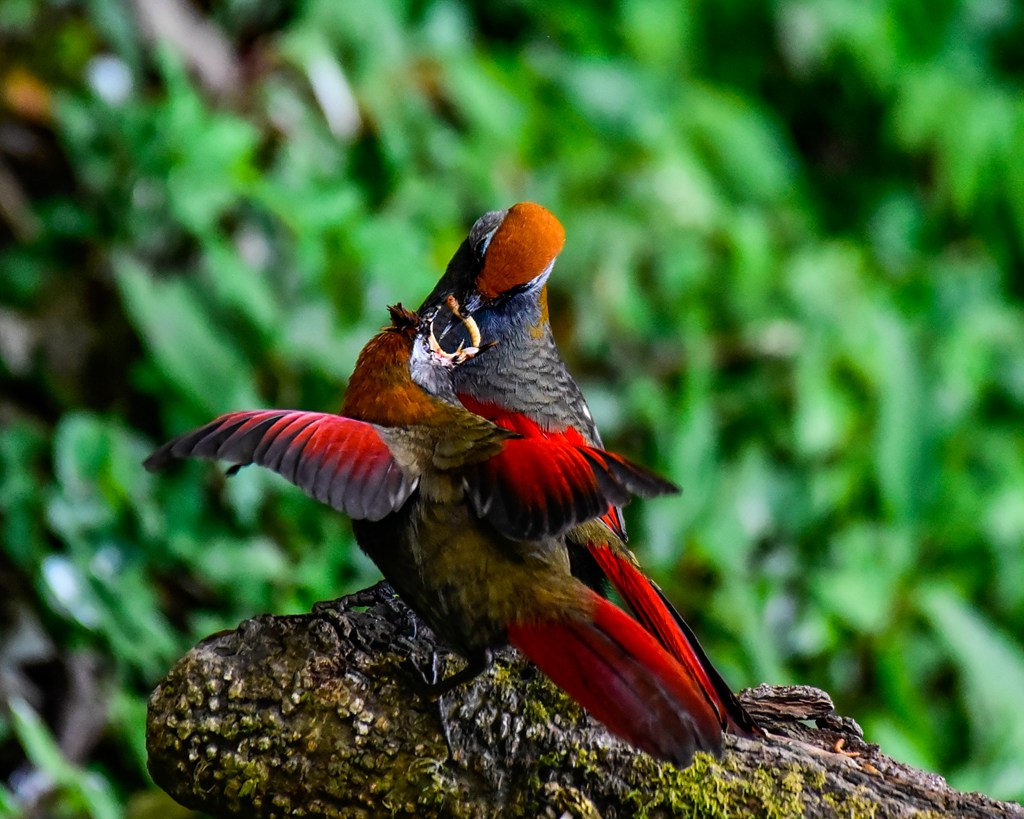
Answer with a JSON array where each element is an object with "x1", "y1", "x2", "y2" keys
[{"x1": 147, "y1": 584, "x2": 1023, "y2": 818}]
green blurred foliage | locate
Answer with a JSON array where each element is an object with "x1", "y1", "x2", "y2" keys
[{"x1": 1, "y1": 0, "x2": 1023, "y2": 813}]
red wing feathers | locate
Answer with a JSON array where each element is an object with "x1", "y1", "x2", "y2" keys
[
  {"x1": 144, "y1": 410, "x2": 418, "y2": 521},
  {"x1": 457, "y1": 400, "x2": 677, "y2": 541},
  {"x1": 464, "y1": 436, "x2": 676, "y2": 541},
  {"x1": 465, "y1": 436, "x2": 612, "y2": 540},
  {"x1": 508, "y1": 589, "x2": 723, "y2": 766}
]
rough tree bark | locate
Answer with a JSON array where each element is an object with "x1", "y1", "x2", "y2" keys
[{"x1": 147, "y1": 584, "x2": 1023, "y2": 818}]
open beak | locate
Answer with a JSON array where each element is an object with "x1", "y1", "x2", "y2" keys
[{"x1": 427, "y1": 296, "x2": 492, "y2": 365}]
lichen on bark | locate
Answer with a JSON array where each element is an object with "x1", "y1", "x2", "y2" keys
[{"x1": 147, "y1": 584, "x2": 1024, "y2": 818}]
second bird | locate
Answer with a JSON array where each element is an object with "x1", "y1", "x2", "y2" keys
[{"x1": 419, "y1": 202, "x2": 762, "y2": 738}]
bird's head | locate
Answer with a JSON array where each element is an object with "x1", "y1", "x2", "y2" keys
[{"x1": 420, "y1": 202, "x2": 565, "y2": 342}]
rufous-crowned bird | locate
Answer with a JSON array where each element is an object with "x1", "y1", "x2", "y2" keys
[
  {"x1": 145, "y1": 302, "x2": 726, "y2": 765},
  {"x1": 418, "y1": 203, "x2": 761, "y2": 738}
]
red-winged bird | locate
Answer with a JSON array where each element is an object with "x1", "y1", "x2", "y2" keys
[
  {"x1": 418, "y1": 203, "x2": 762, "y2": 738},
  {"x1": 145, "y1": 303, "x2": 726, "y2": 766}
]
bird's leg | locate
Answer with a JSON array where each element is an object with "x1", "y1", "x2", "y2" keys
[
  {"x1": 414, "y1": 648, "x2": 494, "y2": 700},
  {"x1": 414, "y1": 649, "x2": 493, "y2": 759}
]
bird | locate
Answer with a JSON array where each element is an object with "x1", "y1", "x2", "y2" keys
[
  {"x1": 145, "y1": 301, "x2": 727, "y2": 766},
  {"x1": 418, "y1": 202, "x2": 762, "y2": 738}
]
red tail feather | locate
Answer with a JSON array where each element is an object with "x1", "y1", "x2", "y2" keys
[
  {"x1": 600, "y1": 505, "x2": 628, "y2": 541},
  {"x1": 507, "y1": 590, "x2": 722, "y2": 766},
  {"x1": 587, "y1": 544, "x2": 762, "y2": 738}
]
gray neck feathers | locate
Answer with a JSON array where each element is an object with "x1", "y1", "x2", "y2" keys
[{"x1": 453, "y1": 293, "x2": 602, "y2": 446}]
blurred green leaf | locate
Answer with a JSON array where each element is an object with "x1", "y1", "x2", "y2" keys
[
  {"x1": 813, "y1": 525, "x2": 913, "y2": 635},
  {"x1": 0, "y1": 422, "x2": 48, "y2": 571},
  {"x1": 9, "y1": 698, "x2": 121, "y2": 819},
  {"x1": 871, "y1": 312, "x2": 926, "y2": 525},
  {"x1": 0, "y1": 783, "x2": 18, "y2": 818},
  {"x1": 0, "y1": 0, "x2": 36, "y2": 31},
  {"x1": 918, "y1": 585, "x2": 1024, "y2": 798},
  {"x1": 115, "y1": 257, "x2": 258, "y2": 416}
]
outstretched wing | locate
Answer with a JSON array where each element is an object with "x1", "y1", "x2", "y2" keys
[{"x1": 144, "y1": 409, "x2": 419, "y2": 521}]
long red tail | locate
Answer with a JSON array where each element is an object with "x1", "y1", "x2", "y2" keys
[
  {"x1": 587, "y1": 543, "x2": 762, "y2": 738},
  {"x1": 507, "y1": 590, "x2": 723, "y2": 766}
]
